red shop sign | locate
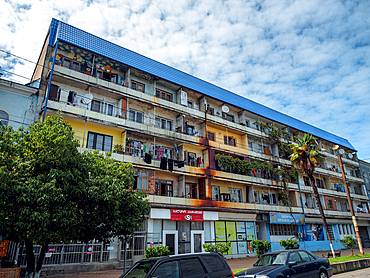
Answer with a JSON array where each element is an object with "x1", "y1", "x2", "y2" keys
[{"x1": 171, "y1": 209, "x2": 204, "y2": 221}]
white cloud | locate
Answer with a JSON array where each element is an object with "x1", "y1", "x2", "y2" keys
[{"x1": 1, "y1": 0, "x2": 369, "y2": 158}]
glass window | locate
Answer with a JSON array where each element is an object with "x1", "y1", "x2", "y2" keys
[
  {"x1": 202, "y1": 255, "x2": 226, "y2": 272},
  {"x1": 72, "y1": 61, "x2": 79, "y2": 71},
  {"x1": 298, "y1": 251, "x2": 312, "y2": 262},
  {"x1": 229, "y1": 188, "x2": 242, "y2": 203},
  {"x1": 152, "y1": 261, "x2": 179, "y2": 278},
  {"x1": 257, "y1": 253, "x2": 287, "y2": 266},
  {"x1": 180, "y1": 258, "x2": 205, "y2": 278},
  {"x1": 254, "y1": 191, "x2": 259, "y2": 203},
  {"x1": 0, "y1": 111, "x2": 9, "y2": 126},
  {"x1": 106, "y1": 104, "x2": 113, "y2": 116},
  {"x1": 131, "y1": 80, "x2": 145, "y2": 93},
  {"x1": 121, "y1": 260, "x2": 157, "y2": 278},
  {"x1": 187, "y1": 101, "x2": 193, "y2": 108},
  {"x1": 86, "y1": 132, "x2": 113, "y2": 152},
  {"x1": 129, "y1": 110, "x2": 135, "y2": 121},
  {"x1": 212, "y1": 186, "x2": 220, "y2": 201},
  {"x1": 62, "y1": 58, "x2": 71, "y2": 68},
  {"x1": 289, "y1": 252, "x2": 302, "y2": 263},
  {"x1": 207, "y1": 132, "x2": 215, "y2": 141},
  {"x1": 91, "y1": 100, "x2": 101, "y2": 112}
]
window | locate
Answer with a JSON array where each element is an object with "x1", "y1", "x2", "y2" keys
[
  {"x1": 87, "y1": 132, "x2": 112, "y2": 151},
  {"x1": 188, "y1": 152, "x2": 196, "y2": 166},
  {"x1": 180, "y1": 258, "x2": 206, "y2": 278},
  {"x1": 222, "y1": 113, "x2": 234, "y2": 122},
  {"x1": 0, "y1": 111, "x2": 9, "y2": 126},
  {"x1": 303, "y1": 176, "x2": 310, "y2": 187},
  {"x1": 229, "y1": 188, "x2": 242, "y2": 203},
  {"x1": 187, "y1": 125, "x2": 195, "y2": 136},
  {"x1": 155, "y1": 89, "x2": 172, "y2": 102},
  {"x1": 254, "y1": 191, "x2": 260, "y2": 203},
  {"x1": 133, "y1": 171, "x2": 148, "y2": 191},
  {"x1": 245, "y1": 120, "x2": 250, "y2": 127},
  {"x1": 212, "y1": 186, "x2": 220, "y2": 201},
  {"x1": 131, "y1": 80, "x2": 145, "y2": 93},
  {"x1": 91, "y1": 100, "x2": 101, "y2": 112},
  {"x1": 96, "y1": 70, "x2": 103, "y2": 79},
  {"x1": 187, "y1": 101, "x2": 193, "y2": 108},
  {"x1": 270, "y1": 193, "x2": 277, "y2": 205},
  {"x1": 155, "y1": 117, "x2": 172, "y2": 131},
  {"x1": 316, "y1": 179, "x2": 324, "y2": 188},
  {"x1": 208, "y1": 107, "x2": 214, "y2": 115},
  {"x1": 207, "y1": 132, "x2": 215, "y2": 141},
  {"x1": 325, "y1": 197, "x2": 335, "y2": 210},
  {"x1": 62, "y1": 58, "x2": 71, "y2": 68},
  {"x1": 110, "y1": 74, "x2": 117, "y2": 83},
  {"x1": 298, "y1": 251, "x2": 314, "y2": 262},
  {"x1": 155, "y1": 180, "x2": 173, "y2": 197},
  {"x1": 72, "y1": 61, "x2": 80, "y2": 71},
  {"x1": 289, "y1": 252, "x2": 302, "y2": 263},
  {"x1": 224, "y1": 136, "x2": 236, "y2": 147},
  {"x1": 105, "y1": 104, "x2": 113, "y2": 116},
  {"x1": 186, "y1": 183, "x2": 198, "y2": 199},
  {"x1": 270, "y1": 224, "x2": 298, "y2": 236},
  {"x1": 152, "y1": 261, "x2": 179, "y2": 278},
  {"x1": 129, "y1": 110, "x2": 143, "y2": 123},
  {"x1": 202, "y1": 254, "x2": 227, "y2": 272}
]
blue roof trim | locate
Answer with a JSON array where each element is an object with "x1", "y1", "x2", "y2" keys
[{"x1": 49, "y1": 19, "x2": 355, "y2": 150}]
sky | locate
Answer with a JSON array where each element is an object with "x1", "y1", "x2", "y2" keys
[{"x1": 1, "y1": 0, "x2": 370, "y2": 159}]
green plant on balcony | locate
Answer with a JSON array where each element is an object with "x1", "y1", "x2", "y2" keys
[{"x1": 278, "y1": 191, "x2": 290, "y2": 206}]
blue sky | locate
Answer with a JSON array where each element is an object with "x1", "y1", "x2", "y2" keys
[{"x1": 1, "y1": 0, "x2": 370, "y2": 159}]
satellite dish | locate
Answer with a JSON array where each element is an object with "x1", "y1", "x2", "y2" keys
[
  {"x1": 222, "y1": 105, "x2": 229, "y2": 113},
  {"x1": 339, "y1": 149, "x2": 345, "y2": 155},
  {"x1": 348, "y1": 153, "x2": 353, "y2": 159},
  {"x1": 82, "y1": 93, "x2": 93, "y2": 104}
]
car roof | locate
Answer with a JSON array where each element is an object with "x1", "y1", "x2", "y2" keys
[{"x1": 262, "y1": 249, "x2": 316, "y2": 256}]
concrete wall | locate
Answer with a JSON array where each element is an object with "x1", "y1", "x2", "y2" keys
[{"x1": 270, "y1": 240, "x2": 346, "y2": 252}]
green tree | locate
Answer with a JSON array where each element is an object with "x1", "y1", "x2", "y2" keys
[
  {"x1": 0, "y1": 114, "x2": 150, "y2": 278},
  {"x1": 342, "y1": 235, "x2": 356, "y2": 255},
  {"x1": 251, "y1": 240, "x2": 271, "y2": 258},
  {"x1": 289, "y1": 133, "x2": 336, "y2": 257},
  {"x1": 280, "y1": 239, "x2": 300, "y2": 250}
]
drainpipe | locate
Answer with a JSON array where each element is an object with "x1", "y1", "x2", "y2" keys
[{"x1": 42, "y1": 39, "x2": 59, "y2": 122}]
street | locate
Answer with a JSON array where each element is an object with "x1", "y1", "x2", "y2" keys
[{"x1": 334, "y1": 268, "x2": 370, "y2": 277}]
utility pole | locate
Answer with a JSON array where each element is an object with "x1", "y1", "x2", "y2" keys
[{"x1": 333, "y1": 145, "x2": 364, "y2": 255}]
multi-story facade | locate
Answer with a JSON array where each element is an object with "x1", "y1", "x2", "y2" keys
[
  {"x1": 0, "y1": 78, "x2": 41, "y2": 130},
  {"x1": 31, "y1": 19, "x2": 369, "y2": 262}
]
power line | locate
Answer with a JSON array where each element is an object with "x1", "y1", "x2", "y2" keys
[{"x1": 0, "y1": 49, "x2": 48, "y2": 69}]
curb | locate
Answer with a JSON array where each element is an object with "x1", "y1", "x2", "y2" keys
[{"x1": 332, "y1": 258, "x2": 370, "y2": 274}]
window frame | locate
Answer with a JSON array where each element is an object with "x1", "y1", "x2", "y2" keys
[
  {"x1": 155, "y1": 180, "x2": 173, "y2": 197},
  {"x1": 86, "y1": 131, "x2": 113, "y2": 152},
  {"x1": 207, "y1": 132, "x2": 215, "y2": 141},
  {"x1": 155, "y1": 88, "x2": 172, "y2": 102},
  {"x1": 222, "y1": 112, "x2": 234, "y2": 122},
  {"x1": 129, "y1": 110, "x2": 144, "y2": 123},
  {"x1": 0, "y1": 111, "x2": 9, "y2": 127},
  {"x1": 155, "y1": 117, "x2": 172, "y2": 131},
  {"x1": 186, "y1": 183, "x2": 198, "y2": 199},
  {"x1": 131, "y1": 80, "x2": 145, "y2": 93},
  {"x1": 224, "y1": 136, "x2": 236, "y2": 147}
]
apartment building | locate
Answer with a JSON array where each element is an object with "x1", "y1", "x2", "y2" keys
[{"x1": 31, "y1": 19, "x2": 370, "y2": 262}]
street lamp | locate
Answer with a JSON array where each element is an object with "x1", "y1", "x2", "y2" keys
[{"x1": 332, "y1": 145, "x2": 364, "y2": 255}]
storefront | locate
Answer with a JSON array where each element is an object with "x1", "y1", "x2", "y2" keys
[{"x1": 148, "y1": 208, "x2": 257, "y2": 255}]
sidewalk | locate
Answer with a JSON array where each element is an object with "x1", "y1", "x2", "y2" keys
[{"x1": 42, "y1": 248, "x2": 370, "y2": 278}]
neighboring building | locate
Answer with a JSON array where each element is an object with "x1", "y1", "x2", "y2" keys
[
  {"x1": 0, "y1": 78, "x2": 41, "y2": 130},
  {"x1": 360, "y1": 159, "x2": 370, "y2": 194},
  {"x1": 29, "y1": 19, "x2": 370, "y2": 266}
]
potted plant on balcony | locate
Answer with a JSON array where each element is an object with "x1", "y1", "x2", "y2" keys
[{"x1": 113, "y1": 144, "x2": 124, "y2": 154}]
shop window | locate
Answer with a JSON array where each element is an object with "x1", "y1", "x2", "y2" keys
[
  {"x1": 133, "y1": 171, "x2": 148, "y2": 190},
  {"x1": 155, "y1": 89, "x2": 172, "y2": 102},
  {"x1": 155, "y1": 117, "x2": 172, "y2": 131},
  {"x1": 212, "y1": 186, "x2": 220, "y2": 201},
  {"x1": 129, "y1": 110, "x2": 144, "y2": 123},
  {"x1": 224, "y1": 136, "x2": 236, "y2": 147},
  {"x1": 0, "y1": 111, "x2": 9, "y2": 127},
  {"x1": 207, "y1": 132, "x2": 215, "y2": 141},
  {"x1": 155, "y1": 180, "x2": 173, "y2": 197},
  {"x1": 229, "y1": 188, "x2": 242, "y2": 203},
  {"x1": 131, "y1": 80, "x2": 145, "y2": 93},
  {"x1": 87, "y1": 132, "x2": 112, "y2": 152},
  {"x1": 222, "y1": 113, "x2": 234, "y2": 122},
  {"x1": 270, "y1": 224, "x2": 298, "y2": 236},
  {"x1": 186, "y1": 183, "x2": 198, "y2": 199}
]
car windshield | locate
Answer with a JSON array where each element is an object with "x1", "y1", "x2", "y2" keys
[
  {"x1": 256, "y1": 253, "x2": 287, "y2": 266},
  {"x1": 121, "y1": 260, "x2": 157, "y2": 278}
]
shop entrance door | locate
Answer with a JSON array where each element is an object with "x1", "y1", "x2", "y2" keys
[
  {"x1": 163, "y1": 231, "x2": 178, "y2": 255},
  {"x1": 191, "y1": 231, "x2": 204, "y2": 253}
]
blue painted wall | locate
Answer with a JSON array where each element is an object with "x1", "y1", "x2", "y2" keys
[{"x1": 271, "y1": 240, "x2": 346, "y2": 252}]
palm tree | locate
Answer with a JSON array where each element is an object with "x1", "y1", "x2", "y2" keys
[{"x1": 289, "y1": 133, "x2": 336, "y2": 257}]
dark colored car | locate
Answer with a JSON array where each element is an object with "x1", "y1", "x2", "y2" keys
[
  {"x1": 119, "y1": 252, "x2": 234, "y2": 278},
  {"x1": 235, "y1": 249, "x2": 332, "y2": 278}
]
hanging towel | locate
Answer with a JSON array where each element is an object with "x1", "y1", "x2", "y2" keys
[
  {"x1": 168, "y1": 159, "x2": 174, "y2": 172},
  {"x1": 160, "y1": 157, "x2": 167, "y2": 170},
  {"x1": 253, "y1": 169, "x2": 257, "y2": 176},
  {"x1": 143, "y1": 145, "x2": 146, "y2": 152},
  {"x1": 144, "y1": 153, "x2": 152, "y2": 164}
]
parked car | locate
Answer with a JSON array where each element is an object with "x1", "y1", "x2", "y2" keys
[
  {"x1": 235, "y1": 249, "x2": 332, "y2": 278},
  {"x1": 119, "y1": 252, "x2": 234, "y2": 278}
]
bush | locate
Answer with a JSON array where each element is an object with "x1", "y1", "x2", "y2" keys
[
  {"x1": 144, "y1": 245, "x2": 170, "y2": 258},
  {"x1": 203, "y1": 242, "x2": 231, "y2": 255},
  {"x1": 280, "y1": 239, "x2": 300, "y2": 250},
  {"x1": 342, "y1": 235, "x2": 356, "y2": 255},
  {"x1": 251, "y1": 240, "x2": 271, "y2": 258}
]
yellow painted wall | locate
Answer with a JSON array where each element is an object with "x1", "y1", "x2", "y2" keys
[{"x1": 207, "y1": 126, "x2": 249, "y2": 156}]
